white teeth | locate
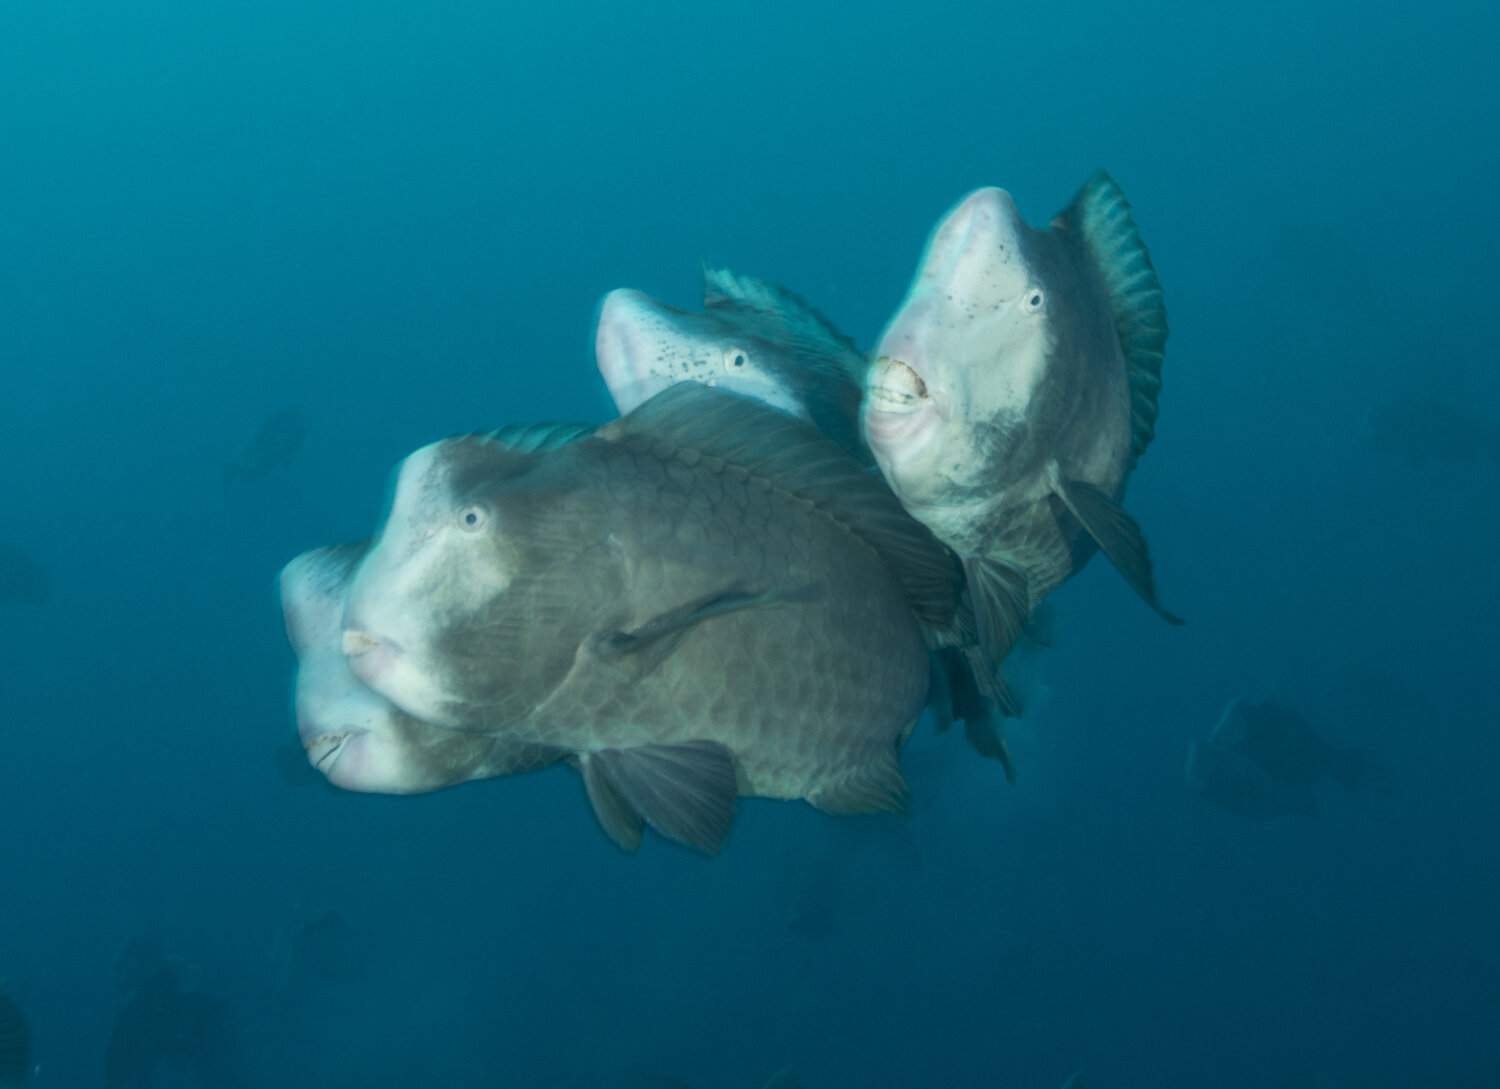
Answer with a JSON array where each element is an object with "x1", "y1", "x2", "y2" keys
[
  {"x1": 307, "y1": 731, "x2": 349, "y2": 772},
  {"x1": 868, "y1": 357, "x2": 929, "y2": 410},
  {"x1": 342, "y1": 630, "x2": 378, "y2": 656}
]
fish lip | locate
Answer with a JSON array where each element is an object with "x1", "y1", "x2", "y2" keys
[
  {"x1": 300, "y1": 728, "x2": 368, "y2": 776},
  {"x1": 865, "y1": 357, "x2": 951, "y2": 422}
]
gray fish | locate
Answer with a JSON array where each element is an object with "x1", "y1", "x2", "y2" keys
[
  {"x1": 1366, "y1": 397, "x2": 1500, "y2": 467},
  {"x1": 594, "y1": 268, "x2": 1017, "y2": 769},
  {"x1": 0, "y1": 982, "x2": 30, "y2": 1087},
  {"x1": 0, "y1": 544, "x2": 48, "y2": 605},
  {"x1": 594, "y1": 268, "x2": 869, "y2": 463},
  {"x1": 217, "y1": 407, "x2": 307, "y2": 488},
  {"x1": 861, "y1": 173, "x2": 1178, "y2": 700},
  {"x1": 1209, "y1": 698, "x2": 1361, "y2": 790},
  {"x1": 1185, "y1": 739, "x2": 1318, "y2": 820},
  {"x1": 337, "y1": 384, "x2": 957, "y2": 853},
  {"x1": 280, "y1": 542, "x2": 561, "y2": 794}
]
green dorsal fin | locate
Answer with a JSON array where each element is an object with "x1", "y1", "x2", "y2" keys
[
  {"x1": 701, "y1": 266, "x2": 871, "y2": 463},
  {"x1": 702, "y1": 266, "x2": 862, "y2": 375},
  {"x1": 484, "y1": 422, "x2": 596, "y2": 453},
  {"x1": 598, "y1": 383, "x2": 961, "y2": 631},
  {"x1": 1057, "y1": 172, "x2": 1169, "y2": 470}
]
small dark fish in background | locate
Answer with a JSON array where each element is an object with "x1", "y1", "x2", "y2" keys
[
  {"x1": 1211, "y1": 698, "x2": 1362, "y2": 790},
  {"x1": 1366, "y1": 397, "x2": 1500, "y2": 468},
  {"x1": 216, "y1": 407, "x2": 308, "y2": 489},
  {"x1": 0, "y1": 982, "x2": 32, "y2": 1086},
  {"x1": 1187, "y1": 698, "x2": 1361, "y2": 820},
  {"x1": 106, "y1": 936, "x2": 240, "y2": 1089},
  {"x1": 0, "y1": 545, "x2": 49, "y2": 606}
]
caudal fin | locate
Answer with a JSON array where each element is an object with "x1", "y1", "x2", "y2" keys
[{"x1": 1329, "y1": 746, "x2": 1364, "y2": 790}]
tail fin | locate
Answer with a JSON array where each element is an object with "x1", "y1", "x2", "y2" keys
[{"x1": 1329, "y1": 746, "x2": 1364, "y2": 790}]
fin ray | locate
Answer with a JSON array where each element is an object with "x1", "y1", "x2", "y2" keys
[
  {"x1": 1054, "y1": 477, "x2": 1182, "y2": 624},
  {"x1": 1059, "y1": 171, "x2": 1169, "y2": 469},
  {"x1": 593, "y1": 741, "x2": 739, "y2": 854}
]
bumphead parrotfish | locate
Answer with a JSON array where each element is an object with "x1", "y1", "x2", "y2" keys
[
  {"x1": 861, "y1": 173, "x2": 1178, "y2": 699},
  {"x1": 336, "y1": 383, "x2": 958, "y2": 853},
  {"x1": 280, "y1": 541, "x2": 563, "y2": 794}
]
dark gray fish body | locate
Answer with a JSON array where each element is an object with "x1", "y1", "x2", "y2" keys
[
  {"x1": 1185, "y1": 739, "x2": 1318, "y2": 820},
  {"x1": 1210, "y1": 698, "x2": 1361, "y2": 790},
  {"x1": 339, "y1": 385, "x2": 954, "y2": 852},
  {"x1": 0, "y1": 544, "x2": 49, "y2": 605},
  {"x1": 219, "y1": 407, "x2": 307, "y2": 487},
  {"x1": 595, "y1": 267, "x2": 870, "y2": 463},
  {"x1": 595, "y1": 267, "x2": 1017, "y2": 768},
  {"x1": 279, "y1": 542, "x2": 560, "y2": 794},
  {"x1": 1367, "y1": 397, "x2": 1500, "y2": 467},
  {"x1": 862, "y1": 174, "x2": 1177, "y2": 700}
]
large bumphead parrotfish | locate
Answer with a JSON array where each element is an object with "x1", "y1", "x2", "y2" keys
[
  {"x1": 334, "y1": 383, "x2": 957, "y2": 853},
  {"x1": 280, "y1": 542, "x2": 563, "y2": 794},
  {"x1": 593, "y1": 267, "x2": 1018, "y2": 774},
  {"x1": 861, "y1": 173, "x2": 1179, "y2": 697}
]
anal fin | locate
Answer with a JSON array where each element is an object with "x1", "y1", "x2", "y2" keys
[
  {"x1": 1053, "y1": 475, "x2": 1183, "y2": 625},
  {"x1": 584, "y1": 740, "x2": 739, "y2": 854}
]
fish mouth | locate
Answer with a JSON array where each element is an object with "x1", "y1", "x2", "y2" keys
[
  {"x1": 301, "y1": 728, "x2": 368, "y2": 777},
  {"x1": 866, "y1": 356, "x2": 929, "y2": 411}
]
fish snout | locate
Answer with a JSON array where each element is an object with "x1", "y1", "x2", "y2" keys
[{"x1": 594, "y1": 289, "x2": 674, "y2": 413}]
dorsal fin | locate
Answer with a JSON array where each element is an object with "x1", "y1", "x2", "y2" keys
[
  {"x1": 597, "y1": 383, "x2": 960, "y2": 631},
  {"x1": 702, "y1": 267, "x2": 867, "y2": 384},
  {"x1": 484, "y1": 421, "x2": 596, "y2": 453},
  {"x1": 1056, "y1": 172, "x2": 1168, "y2": 469},
  {"x1": 700, "y1": 267, "x2": 871, "y2": 463}
]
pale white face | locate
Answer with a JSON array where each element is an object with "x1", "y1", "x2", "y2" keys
[
  {"x1": 340, "y1": 441, "x2": 517, "y2": 729},
  {"x1": 594, "y1": 288, "x2": 806, "y2": 420},
  {"x1": 280, "y1": 545, "x2": 474, "y2": 793},
  {"x1": 863, "y1": 188, "x2": 1053, "y2": 513}
]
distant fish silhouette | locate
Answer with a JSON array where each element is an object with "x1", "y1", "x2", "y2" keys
[
  {"x1": 0, "y1": 545, "x2": 49, "y2": 606},
  {"x1": 1210, "y1": 698, "x2": 1361, "y2": 791},
  {"x1": 1366, "y1": 397, "x2": 1500, "y2": 468},
  {"x1": 0, "y1": 982, "x2": 31, "y2": 1086},
  {"x1": 216, "y1": 408, "x2": 307, "y2": 489},
  {"x1": 1186, "y1": 738, "x2": 1318, "y2": 820},
  {"x1": 106, "y1": 936, "x2": 241, "y2": 1089}
]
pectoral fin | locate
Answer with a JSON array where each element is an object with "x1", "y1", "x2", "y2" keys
[
  {"x1": 590, "y1": 586, "x2": 787, "y2": 681},
  {"x1": 581, "y1": 741, "x2": 739, "y2": 855},
  {"x1": 1053, "y1": 476, "x2": 1183, "y2": 625}
]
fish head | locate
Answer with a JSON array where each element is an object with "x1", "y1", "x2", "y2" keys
[
  {"x1": 340, "y1": 436, "x2": 542, "y2": 729},
  {"x1": 594, "y1": 287, "x2": 810, "y2": 421},
  {"x1": 280, "y1": 544, "x2": 490, "y2": 793},
  {"x1": 863, "y1": 187, "x2": 1057, "y2": 514}
]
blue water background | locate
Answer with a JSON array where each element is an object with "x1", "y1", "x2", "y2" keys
[{"x1": 1, "y1": 1, "x2": 1496, "y2": 1085}]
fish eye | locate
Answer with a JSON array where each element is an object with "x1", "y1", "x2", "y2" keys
[
  {"x1": 723, "y1": 346, "x2": 750, "y2": 371},
  {"x1": 458, "y1": 505, "x2": 487, "y2": 532},
  {"x1": 1022, "y1": 289, "x2": 1045, "y2": 314}
]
